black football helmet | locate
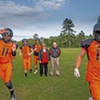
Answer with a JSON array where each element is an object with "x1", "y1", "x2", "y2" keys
[
  {"x1": 93, "y1": 22, "x2": 100, "y2": 42},
  {"x1": 22, "y1": 38, "x2": 28, "y2": 43},
  {"x1": 2, "y1": 28, "x2": 13, "y2": 42}
]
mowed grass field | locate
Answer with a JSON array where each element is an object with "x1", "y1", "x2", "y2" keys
[{"x1": 0, "y1": 48, "x2": 91, "y2": 100}]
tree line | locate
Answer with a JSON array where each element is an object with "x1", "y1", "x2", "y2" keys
[{"x1": 18, "y1": 16, "x2": 100, "y2": 48}]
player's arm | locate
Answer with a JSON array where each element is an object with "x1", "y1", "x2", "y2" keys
[
  {"x1": 0, "y1": 28, "x2": 9, "y2": 34},
  {"x1": 28, "y1": 47, "x2": 33, "y2": 56},
  {"x1": 74, "y1": 48, "x2": 87, "y2": 77},
  {"x1": 0, "y1": 29, "x2": 5, "y2": 34},
  {"x1": 12, "y1": 43, "x2": 17, "y2": 57},
  {"x1": 31, "y1": 45, "x2": 35, "y2": 53},
  {"x1": 32, "y1": 45, "x2": 35, "y2": 50},
  {"x1": 75, "y1": 48, "x2": 87, "y2": 68},
  {"x1": 19, "y1": 47, "x2": 22, "y2": 56},
  {"x1": 38, "y1": 50, "x2": 42, "y2": 63},
  {"x1": 20, "y1": 50, "x2": 22, "y2": 56},
  {"x1": 74, "y1": 38, "x2": 94, "y2": 78}
]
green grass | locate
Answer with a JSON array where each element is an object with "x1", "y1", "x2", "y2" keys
[{"x1": 0, "y1": 48, "x2": 91, "y2": 100}]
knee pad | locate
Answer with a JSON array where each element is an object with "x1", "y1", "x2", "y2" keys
[{"x1": 5, "y1": 82, "x2": 13, "y2": 89}]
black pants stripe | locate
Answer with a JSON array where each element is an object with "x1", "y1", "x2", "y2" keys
[{"x1": 40, "y1": 63, "x2": 48, "y2": 76}]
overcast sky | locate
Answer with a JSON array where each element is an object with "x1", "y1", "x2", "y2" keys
[{"x1": 0, "y1": 0, "x2": 100, "y2": 41}]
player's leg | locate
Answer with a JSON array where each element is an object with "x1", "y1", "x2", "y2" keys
[
  {"x1": 23, "y1": 60, "x2": 27, "y2": 77},
  {"x1": 88, "y1": 82, "x2": 93, "y2": 100},
  {"x1": 34, "y1": 56, "x2": 38, "y2": 74},
  {"x1": 11, "y1": 62, "x2": 14, "y2": 71},
  {"x1": 0, "y1": 65, "x2": 5, "y2": 81},
  {"x1": 30, "y1": 68, "x2": 32, "y2": 73},
  {"x1": 28, "y1": 59, "x2": 32, "y2": 73},
  {"x1": 90, "y1": 82, "x2": 100, "y2": 100},
  {"x1": 5, "y1": 63, "x2": 16, "y2": 100},
  {"x1": 5, "y1": 82, "x2": 16, "y2": 100}
]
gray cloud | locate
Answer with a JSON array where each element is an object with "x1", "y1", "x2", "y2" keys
[
  {"x1": 35, "y1": 0, "x2": 67, "y2": 10},
  {"x1": 0, "y1": 0, "x2": 67, "y2": 29}
]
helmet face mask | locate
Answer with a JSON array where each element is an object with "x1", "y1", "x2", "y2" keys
[
  {"x1": 93, "y1": 22, "x2": 100, "y2": 42},
  {"x1": 35, "y1": 38, "x2": 40, "y2": 44},
  {"x1": 22, "y1": 39, "x2": 28, "y2": 45},
  {"x1": 2, "y1": 28, "x2": 13, "y2": 42},
  {"x1": 94, "y1": 31, "x2": 100, "y2": 42},
  {"x1": 2, "y1": 32, "x2": 12, "y2": 42}
]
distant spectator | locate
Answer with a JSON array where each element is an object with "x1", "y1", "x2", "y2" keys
[
  {"x1": 50, "y1": 42, "x2": 61, "y2": 76},
  {"x1": 39, "y1": 44, "x2": 50, "y2": 76}
]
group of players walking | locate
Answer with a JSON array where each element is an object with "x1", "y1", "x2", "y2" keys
[{"x1": 0, "y1": 21, "x2": 100, "y2": 100}]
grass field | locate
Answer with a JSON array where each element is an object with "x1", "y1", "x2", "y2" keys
[{"x1": 0, "y1": 48, "x2": 91, "y2": 100}]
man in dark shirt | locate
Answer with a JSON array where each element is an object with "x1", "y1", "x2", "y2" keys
[{"x1": 50, "y1": 42, "x2": 61, "y2": 76}]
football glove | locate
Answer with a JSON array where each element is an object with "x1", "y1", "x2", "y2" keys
[{"x1": 74, "y1": 68, "x2": 80, "y2": 78}]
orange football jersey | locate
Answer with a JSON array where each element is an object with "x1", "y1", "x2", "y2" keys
[
  {"x1": 81, "y1": 39, "x2": 100, "y2": 83},
  {"x1": 33, "y1": 44, "x2": 42, "y2": 53},
  {"x1": 0, "y1": 39, "x2": 13, "y2": 63},
  {"x1": 20, "y1": 45, "x2": 32, "y2": 59}
]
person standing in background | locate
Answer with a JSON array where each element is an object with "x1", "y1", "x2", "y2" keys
[
  {"x1": 39, "y1": 43, "x2": 50, "y2": 77},
  {"x1": 50, "y1": 41, "x2": 61, "y2": 76}
]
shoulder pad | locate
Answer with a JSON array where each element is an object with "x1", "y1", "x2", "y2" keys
[{"x1": 80, "y1": 38, "x2": 94, "y2": 49}]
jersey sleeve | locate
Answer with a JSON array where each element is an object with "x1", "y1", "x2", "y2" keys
[{"x1": 80, "y1": 39, "x2": 94, "y2": 50}]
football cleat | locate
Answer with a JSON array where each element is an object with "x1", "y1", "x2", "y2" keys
[
  {"x1": 25, "y1": 73, "x2": 27, "y2": 77},
  {"x1": 34, "y1": 70, "x2": 37, "y2": 74},
  {"x1": 11, "y1": 93, "x2": 16, "y2": 100},
  {"x1": 89, "y1": 97, "x2": 93, "y2": 100}
]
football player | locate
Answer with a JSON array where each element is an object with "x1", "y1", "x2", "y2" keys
[
  {"x1": 0, "y1": 28, "x2": 16, "y2": 100},
  {"x1": 32, "y1": 39, "x2": 42, "y2": 74},
  {"x1": 74, "y1": 22, "x2": 100, "y2": 100},
  {"x1": 20, "y1": 39, "x2": 33, "y2": 77}
]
